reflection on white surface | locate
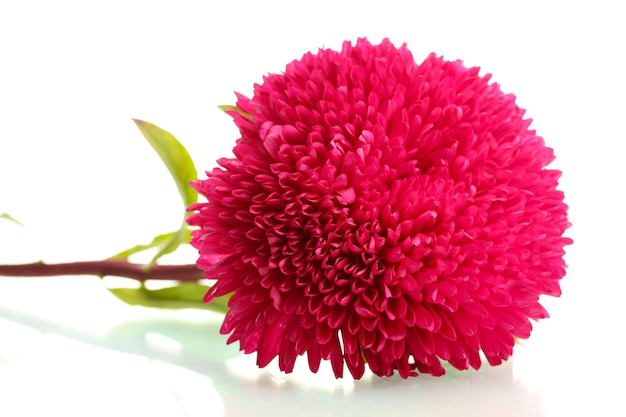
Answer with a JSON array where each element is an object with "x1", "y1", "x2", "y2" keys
[
  {"x1": 145, "y1": 331, "x2": 185, "y2": 354},
  {"x1": 0, "y1": 277, "x2": 604, "y2": 417},
  {"x1": 0, "y1": 335, "x2": 224, "y2": 417}
]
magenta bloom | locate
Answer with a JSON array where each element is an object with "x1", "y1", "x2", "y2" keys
[{"x1": 187, "y1": 38, "x2": 571, "y2": 379}]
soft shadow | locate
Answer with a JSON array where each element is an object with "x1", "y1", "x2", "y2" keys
[
  {"x1": 351, "y1": 363, "x2": 544, "y2": 417},
  {"x1": 0, "y1": 306, "x2": 544, "y2": 417}
]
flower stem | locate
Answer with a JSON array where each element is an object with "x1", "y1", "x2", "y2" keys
[{"x1": 0, "y1": 260, "x2": 204, "y2": 282}]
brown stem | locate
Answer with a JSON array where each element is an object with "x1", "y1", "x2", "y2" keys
[{"x1": 0, "y1": 260, "x2": 204, "y2": 282}]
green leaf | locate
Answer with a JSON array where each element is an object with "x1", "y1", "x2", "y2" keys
[
  {"x1": 109, "y1": 229, "x2": 192, "y2": 261},
  {"x1": 149, "y1": 223, "x2": 188, "y2": 265},
  {"x1": 107, "y1": 283, "x2": 230, "y2": 313},
  {"x1": 132, "y1": 119, "x2": 198, "y2": 266},
  {"x1": 132, "y1": 119, "x2": 198, "y2": 209},
  {"x1": 217, "y1": 104, "x2": 252, "y2": 120},
  {"x1": 0, "y1": 213, "x2": 24, "y2": 227}
]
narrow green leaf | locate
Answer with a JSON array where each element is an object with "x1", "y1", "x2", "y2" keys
[
  {"x1": 217, "y1": 104, "x2": 252, "y2": 120},
  {"x1": 132, "y1": 119, "x2": 198, "y2": 208},
  {"x1": 132, "y1": 119, "x2": 198, "y2": 265},
  {"x1": 148, "y1": 223, "x2": 188, "y2": 266},
  {"x1": 109, "y1": 229, "x2": 191, "y2": 261},
  {"x1": 107, "y1": 283, "x2": 230, "y2": 313},
  {"x1": 0, "y1": 213, "x2": 24, "y2": 227}
]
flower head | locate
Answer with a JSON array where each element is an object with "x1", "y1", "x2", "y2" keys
[{"x1": 187, "y1": 38, "x2": 571, "y2": 379}]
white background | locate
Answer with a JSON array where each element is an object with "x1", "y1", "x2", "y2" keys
[{"x1": 0, "y1": 1, "x2": 624, "y2": 416}]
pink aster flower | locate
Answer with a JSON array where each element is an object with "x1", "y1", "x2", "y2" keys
[{"x1": 187, "y1": 38, "x2": 572, "y2": 379}]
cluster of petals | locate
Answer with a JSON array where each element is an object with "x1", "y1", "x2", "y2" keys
[{"x1": 187, "y1": 38, "x2": 572, "y2": 379}]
